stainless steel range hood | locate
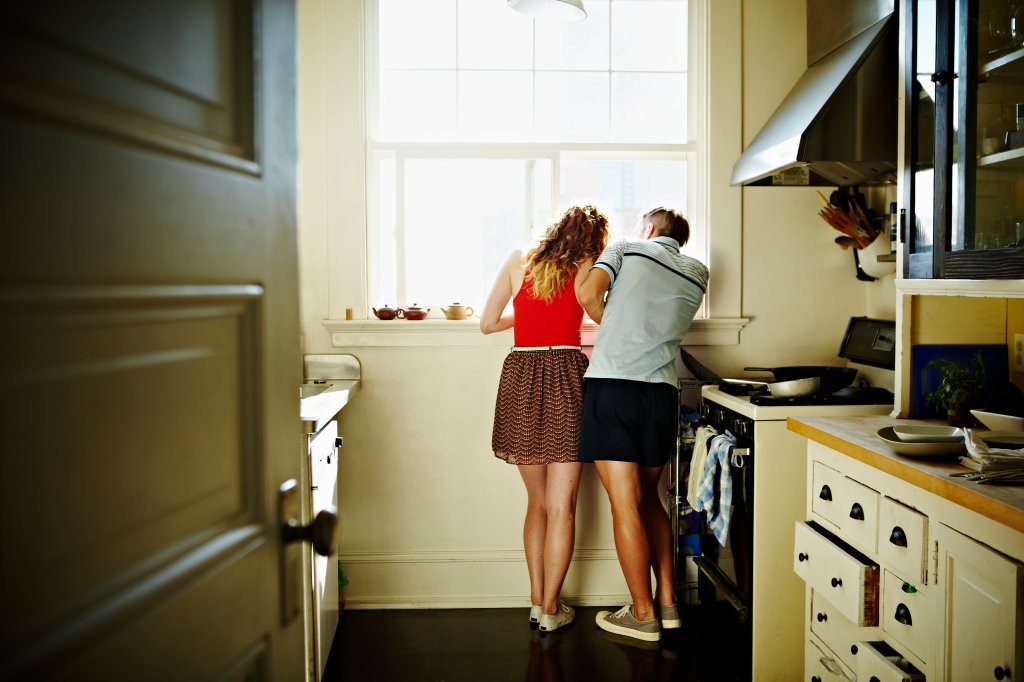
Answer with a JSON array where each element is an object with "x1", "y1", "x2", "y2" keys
[{"x1": 731, "y1": 8, "x2": 897, "y2": 187}]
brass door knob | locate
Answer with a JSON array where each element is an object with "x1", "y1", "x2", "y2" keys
[{"x1": 282, "y1": 506, "x2": 338, "y2": 557}]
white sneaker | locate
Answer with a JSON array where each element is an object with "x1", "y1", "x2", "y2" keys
[
  {"x1": 538, "y1": 601, "x2": 575, "y2": 632},
  {"x1": 529, "y1": 604, "x2": 542, "y2": 627}
]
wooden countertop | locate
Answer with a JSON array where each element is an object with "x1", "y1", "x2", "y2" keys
[{"x1": 788, "y1": 415, "x2": 1024, "y2": 533}]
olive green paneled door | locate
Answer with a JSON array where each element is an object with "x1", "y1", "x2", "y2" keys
[{"x1": 0, "y1": 1, "x2": 307, "y2": 679}]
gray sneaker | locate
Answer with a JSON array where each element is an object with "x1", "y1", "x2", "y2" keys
[
  {"x1": 596, "y1": 604, "x2": 662, "y2": 642},
  {"x1": 659, "y1": 603, "x2": 681, "y2": 629},
  {"x1": 539, "y1": 601, "x2": 575, "y2": 632}
]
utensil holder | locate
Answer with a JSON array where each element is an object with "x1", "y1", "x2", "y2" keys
[{"x1": 856, "y1": 233, "x2": 896, "y2": 279}]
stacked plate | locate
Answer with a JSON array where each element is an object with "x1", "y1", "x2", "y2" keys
[
  {"x1": 876, "y1": 425, "x2": 965, "y2": 457},
  {"x1": 961, "y1": 430, "x2": 1024, "y2": 484}
]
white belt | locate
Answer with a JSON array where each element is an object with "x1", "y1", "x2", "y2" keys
[{"x1": 511, "y1": 345, "x2": 582, "y2": 351}]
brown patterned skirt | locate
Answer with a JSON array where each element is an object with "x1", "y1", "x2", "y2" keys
[{"x1": 492, "y1": 347, "x2": 589, "y2": 465}]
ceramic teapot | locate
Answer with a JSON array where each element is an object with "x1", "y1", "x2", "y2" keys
[
  {"x1": 441, "y1": 303, "x2": 474, "y2": 320},
  {"x1": 372, "y1": 305, "x2": 404, "y2": 320},
  {"x1": 403, "y1": 304, "x2": 430, "y2": 320}
]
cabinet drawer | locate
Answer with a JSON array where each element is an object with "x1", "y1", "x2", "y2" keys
[
  {"x1": 857, "y1": 641, "x2": 925, "y2": 682},
  {"x1": 794, "y1": 521, "x2": 879, "y2": 626},
  {"x1": 811, "y1": 461, "x2": 846, "y2": 529},
  {"x1": 810, "y1": 591, "x2": 874, "y2": 674},
  {"x1": 837, "y1": 476, "x2": 880, "y2": 555},
  {"x1": 805, "y1": 635, "x2": 854, "y2": 681},
  {"x1": 880, "y1": 570, "x2": 933, "y2": 665},
  {"x1": 878, "y1": 497, "x2": 928, "y2": 584}
]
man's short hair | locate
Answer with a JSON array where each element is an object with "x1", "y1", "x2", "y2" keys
[{"x1": 645, "y1": 207, "x2": 690, "y2": 246}]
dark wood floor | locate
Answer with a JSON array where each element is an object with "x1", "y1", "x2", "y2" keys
[{"x1": 323, "y1": 603, "x2": 750, "y2": 681}]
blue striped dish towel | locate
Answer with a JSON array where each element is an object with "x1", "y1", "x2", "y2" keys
[{"x1": 695, "y1": 430, "x2": 737, "y2": 546}]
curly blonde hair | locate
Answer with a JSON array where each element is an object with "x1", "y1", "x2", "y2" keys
[{"x1": 525, "y1": 205, "x2": 610, "y2": 302}]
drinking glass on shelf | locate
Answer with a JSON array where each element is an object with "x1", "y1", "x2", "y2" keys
[
  {"x1": 1012, "y1": 1, "x2": 1024, "y2": 46},
  {"x1": 990, "y1": 2, "x2": 1014, "y2": 53}
]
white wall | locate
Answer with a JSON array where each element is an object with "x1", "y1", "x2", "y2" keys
[{"x1": 298, "y1": 0, "x2": 897, "y2": 609}]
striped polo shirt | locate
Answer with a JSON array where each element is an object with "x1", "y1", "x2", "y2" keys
[{"x1": 585, "y1": 236, "x2": 709, "y2": 386}]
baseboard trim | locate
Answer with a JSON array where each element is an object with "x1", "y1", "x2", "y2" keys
[
  {"x1": 341, "y1": 593, "x2": 632, "y2": 610},
  {"x1": 339, "y1": 548, "x2": 618, "y2": 564}
]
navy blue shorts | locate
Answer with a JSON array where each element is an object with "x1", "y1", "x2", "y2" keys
[{"x1": 578, "y1": 378, "x2": 678, "y2": 468}]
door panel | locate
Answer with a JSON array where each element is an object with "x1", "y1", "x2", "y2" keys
[
  {"x1": 0, "y1": 0, "x2": 256, "y2": 169},
  {"x1": 0, "y1": 1, "x2": 302, "y2": 679}
]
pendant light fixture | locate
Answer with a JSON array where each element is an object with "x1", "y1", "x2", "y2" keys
[{"x1": 507, "y1": 0, "x2": 587, "y2": 21}]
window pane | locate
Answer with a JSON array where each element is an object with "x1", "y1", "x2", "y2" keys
[
  {"x1": 531, "y1": 159, "x2": 555, "y2": 238},
  {"x1": 458, "y1": 0, "x2": 533, "y2": 70},
  {"x1": 379, "y1": 0, "x2": 456, "y2": 69},
  {"x1": 612, "y1": 0, "x2": 687, "y2": 72},
  {"x1": 535, "y1": 1, "x2": 610, "y2": 70},
  {"x1": 403, "y1": 160, "x2": 532, "y2": 307},
  {"x1": 458, "y1": 72, "x2": 533, "y2": 140},
  {"x1": 535, "y1": 72, "x2": 609, "y2": 142},
  {"x1": 379, "y1": 71, "x2": 457, "y2": 140},
  {"x1": 611, "y1": 73, "x2": 686, "y2": 142},
  {"x1": 372, "y1": 157, "x2": 398, "y2": 306},
  {"x1": 559, "y1": 159, "x2": 689, "y2": 245}
]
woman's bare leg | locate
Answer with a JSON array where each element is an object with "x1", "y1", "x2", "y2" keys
[
  {"x1": 540, "y1": 461, "x2": 582, "y2": 614},
  {"x1": 518, "y1": 464, "x2": 548, "y2": 608}
]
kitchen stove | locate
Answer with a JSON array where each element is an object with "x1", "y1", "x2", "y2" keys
[
  {"x1": 674, "y1": 317, "x2": 899, "y2": 678},
  {"x1": 688, "y1": 383, "x2": 893, "y2": 678}
]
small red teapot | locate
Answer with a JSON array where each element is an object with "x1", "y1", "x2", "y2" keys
[
  {"x1": 403, "y1": 304, "x2": 430, "y2": 320},
  {"x1": 372, "y1": 305, "x2": 404, "y2": 320}
]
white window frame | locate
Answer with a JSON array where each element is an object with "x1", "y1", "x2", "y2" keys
[{"x1": 314, "y1": 0, "x2": 748, "y2": 347}]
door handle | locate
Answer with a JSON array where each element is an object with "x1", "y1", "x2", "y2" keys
[
  {"x1": 283, "y1": 507, "x2": 339, "y2": 557},
  {"x1": 278, "y1": 478, "x2": 339, "y2": 625},
  {"x1": 894, "y1": 602, "x2": 913, "y2": 626},
  {"x1": 889, "y1": 526, "x2": 908, "y2": 547}
]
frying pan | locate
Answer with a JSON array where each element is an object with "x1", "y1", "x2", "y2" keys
[
  {"x1": 744, "y1": 366, "x2": 858, "y2": 394},
  {"x1": 721, "y1": 376, "x2": 821, "y2": 398}
]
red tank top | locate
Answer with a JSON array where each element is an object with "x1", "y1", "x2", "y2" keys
[{"x1": 513, "y1": 274, "x2": 583, "y2": 346}]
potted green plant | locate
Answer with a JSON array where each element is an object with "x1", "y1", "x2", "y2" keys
[{"x1": 925, "y1": 352, "x2": 986, "y2": 426}]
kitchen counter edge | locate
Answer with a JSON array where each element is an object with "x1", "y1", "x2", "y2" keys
[{"x1": 787, "y1": 415, "x2": 1024, "y2": 533}]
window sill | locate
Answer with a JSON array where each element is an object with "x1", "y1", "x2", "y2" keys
[{"x1": 322, "y1": 317, "x2": 749, "y2": 347}]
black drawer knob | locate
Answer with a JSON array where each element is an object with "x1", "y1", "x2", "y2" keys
[
  {"x1": 816, "y1": 612, "x2": 827, "y2": 622},
  {"x1": 849, "y1": 502, "x2": 865, "y2": 521},
  {"x1": 889, "y1": 526, "x2": 908, "y2": 547},
  {"x1": 831, "y1": 577, "x2": 842, "y2": 588},
  {"x1": 812, "y1": 677, "x2": 821, "y2": 682},
  {"x1": 798, "y1": 552, "x2": 808, "y2": 562},
  {"x1": 870, "y1": 677, "x2": 881, "y2": 682},
  {"x1": 895, "y1": 603, "x2": 913, "y2": 626},
  {"x1": 819, "y1": 485, "x2": 832, "y2": 501},
  {"x1": 994, "y1": 666, "x2": 1009, "y2": 680},
  {"x1": 850, "y1": 644, "x2": 858, "y2": 655}
]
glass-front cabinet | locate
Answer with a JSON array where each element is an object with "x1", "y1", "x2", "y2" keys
[{"x1": 906, "y1": 0, "x2": 1024, "y2": 278}]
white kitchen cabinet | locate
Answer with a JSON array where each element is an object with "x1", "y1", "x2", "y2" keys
[
  {"x1": 307, "y1": 420, "x2": 341, "y2": 681},
  {"x1": 791, "y1": 434, "x2": 1024, "y2": 682},
  {"x1": 934, "y1": 523, "x2": 1023, "y2": 682}
]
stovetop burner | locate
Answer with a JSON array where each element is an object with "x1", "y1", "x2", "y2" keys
[
  {"x1": 715, "y1": 381, "x2": 893, "y2": 406},
  {"x1": 749, "y1": 387, "x2": 894, "y2": 406}
]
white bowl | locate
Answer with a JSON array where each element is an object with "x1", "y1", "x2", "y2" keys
[
  {"x1": 891, "y1": 425, "x2": 964, "y2": 443},
  {"x1": 970, "y1": 410, "x2": 1024, "y2": 432}
]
